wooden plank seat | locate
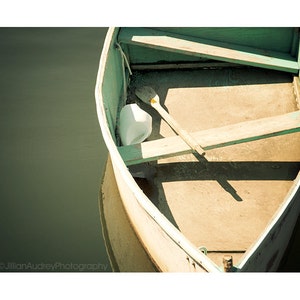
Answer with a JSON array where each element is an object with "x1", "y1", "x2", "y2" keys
[
  {"x1": 118, "y1": 28, "x2": 299, "y2": 74},
  {"x1": 118, "y1": 111, "x2": 300, "y2": 166}
]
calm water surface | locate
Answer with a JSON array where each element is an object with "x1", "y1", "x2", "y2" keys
[
  {"x1": 0, "y1": 28, "x2": 111, "y2": 271},
  {"x1": 0, "y1": 27, "x2": 299, "y2": 272}
]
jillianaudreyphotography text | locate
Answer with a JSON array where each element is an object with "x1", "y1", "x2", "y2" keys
[{"x1": 0, "y1": 261, "x2": 109, "y2": 272}]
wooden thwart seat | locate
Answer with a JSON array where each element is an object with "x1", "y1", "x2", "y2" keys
[
  {"x1": 118, "y1": 28, "x2": 299, "y2": 74},
  {"x1": 118, "y1": 111, "x2": 300, "y2": 166}
]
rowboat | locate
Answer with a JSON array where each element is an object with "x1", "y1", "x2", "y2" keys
[{"x1": 95, "y1": 27, "x2": 300, "y2": 272}]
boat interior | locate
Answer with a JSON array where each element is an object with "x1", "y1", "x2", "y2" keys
[{"x1": 114, "y1": 28, "x2": 300, "y2": 268}]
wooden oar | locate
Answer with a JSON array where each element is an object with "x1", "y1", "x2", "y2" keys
[{"x1": 135, "y1": 86, "x2": 206, "y2": 156}]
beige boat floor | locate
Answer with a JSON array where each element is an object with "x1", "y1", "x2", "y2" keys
[{"x1": 128, "y1": 67, "x2": 300, "y2": 268}]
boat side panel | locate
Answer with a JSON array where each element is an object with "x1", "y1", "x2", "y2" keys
[
  {"x1": 238, "y1": 175, "x2": 300, "y2": 271},
  {"x1": 101, "y1": 31, "x2": 125, "y2": 142}
]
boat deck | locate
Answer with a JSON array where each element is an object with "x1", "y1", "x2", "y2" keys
[{"x1": 126, "y1": 67, "x2": 300, "y2": 268}]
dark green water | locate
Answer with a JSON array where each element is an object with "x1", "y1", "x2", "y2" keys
[
  {"x1": 0, "y1": 27, "x2": 299, "y2": 272},
  {"x1": 0, "y1": 28, "x2": 110, "y2": 271}
]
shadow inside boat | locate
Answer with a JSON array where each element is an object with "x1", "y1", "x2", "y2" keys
[
  {"x1": 129, "y1": 162, "x2": 179, "y2": 228},
  {"x1": 130, "y1": 160, "x2": 300, "y2": 229},
  {"x1": 157, "y1": 160, "x2": 300, "y2": 203},
  {"x1": 155, "y1": 161, "x2": 300, "y2": 182}
]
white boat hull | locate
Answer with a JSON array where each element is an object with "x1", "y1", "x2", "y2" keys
[{"x1": 95, "y1": 27, "x2": 300, "y2": 272}]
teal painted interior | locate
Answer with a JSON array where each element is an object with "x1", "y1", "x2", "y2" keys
[
  {"x1": 155, "y1": 27, "x2": 298, "y2": 54},
  {"x1": 101, "y1": 29, "x2": 125, "y2": 142},
  {"x1": 118, "y1": 27, "x2": 299, "y2": 72}
]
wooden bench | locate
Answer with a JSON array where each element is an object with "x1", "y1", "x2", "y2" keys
[
  {"x1": 118, "y1": 111, "x2": 300, "y2": 166},
  {"x1": 118, "y1": 28, "x2": 299, "y2": 74}
]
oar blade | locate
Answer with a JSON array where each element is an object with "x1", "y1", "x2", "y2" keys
[{"x1": 135, "y1": 86, "x2": 158, "y2": 104}]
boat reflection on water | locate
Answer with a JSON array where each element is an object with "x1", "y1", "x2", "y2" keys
[{"x1": 99, "y1": 155, "x2": 157, "y2": 272}]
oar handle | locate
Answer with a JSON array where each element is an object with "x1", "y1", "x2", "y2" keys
[{"x1": 153, "y1": 102, "x2": 206, "y2": 156}]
